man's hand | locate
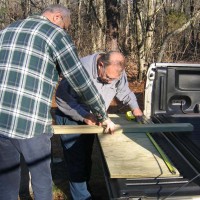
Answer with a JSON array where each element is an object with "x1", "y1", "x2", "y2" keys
[
  {"x1": 102, "y1": 118, "x2": 115, "y2": 134},
  {"x1": 132, "y1": 107, "x2": 143, "y2": 117},
  {"x1": 132, "y1": 108, "x2": 143, "y2": 123},
  {"x1": 83, "y1": 113, "x2": 97, "y2": 125}
]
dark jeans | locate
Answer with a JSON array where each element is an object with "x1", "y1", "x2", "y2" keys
[
  {"x1": 55, "y1": 110, "x2": 95, "y2": 199},
  {"x1": 55, "y1": 111, "x2": 95, "y2": 182},
  {"x1": 0, "y1": 133, "x2": 53, "y2": 200}
]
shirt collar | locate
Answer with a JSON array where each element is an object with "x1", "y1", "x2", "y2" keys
[{"x1": 92, "y1": 53, "x2": 102, "y2": 80}]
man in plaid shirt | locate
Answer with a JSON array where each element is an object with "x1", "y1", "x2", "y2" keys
[{"x1": 0, "y1": 4, "x2": 115, "y2": 200}]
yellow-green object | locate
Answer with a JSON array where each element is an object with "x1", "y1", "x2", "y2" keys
[
  {"x1": 126, "y1": 111, "x2": 177, "y2": 174},
  {"x1": 126, "y1": 111, "x2": 135, "y2": 120},
  {"x1": 146, "y1": 132, "x2": 176, "y2": 174}
]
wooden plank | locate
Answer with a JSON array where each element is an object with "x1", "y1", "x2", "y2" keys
[
  {"x1": 52, "y1": 114, "x2": 182, "y2": 178},
  {"x1": 52, "y1": 123, "x2": 193, "y2": 134},
  {"x1": 97, "y1": 114, "x2": 180, "y2": 178},
  {"x1": 98, "y1": 131, "x2": 180, "y2": 178},
  {"x1": 53, "y1": 114, "x2": 193, "y2": 134}
]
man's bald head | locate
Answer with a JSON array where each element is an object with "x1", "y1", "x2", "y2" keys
[{"x1": 97, "y1": 51, "x2": 126, "y2": 83}]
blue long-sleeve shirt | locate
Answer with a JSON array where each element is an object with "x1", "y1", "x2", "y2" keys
[{"x1": 56, "y1": 53, "x2": 139, "y2": 122}]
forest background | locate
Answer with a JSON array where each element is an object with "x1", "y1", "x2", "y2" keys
[
  {"x1": 1, "y1": 0, "x2": 200, "y2": 82},
  {"x1": 1, "y1": 1, "x2": 200, "y2": 199}
]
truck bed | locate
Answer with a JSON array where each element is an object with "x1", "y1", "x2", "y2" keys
[
  {"x1": 153, "y1": 114, "x2": 200, "y2": 176},
  {"x1": 98, "y1": 115, "x2": 200, "y2": 199},
  {"x1": 99, "y1": 63, "x2": 200, "y2": 200}
]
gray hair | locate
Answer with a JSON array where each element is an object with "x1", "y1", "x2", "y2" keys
[
  {"x1": 98, "y1": 51, "x2": 125, "y2": 69},
  {"x1": 41, "y1": 4, "x2": 70, "y2": 18}
]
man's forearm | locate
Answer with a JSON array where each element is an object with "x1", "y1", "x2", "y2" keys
[
  {"x1": 56, "y1": 96, "x2": 89, "y2": 122},
  {"x1": 54, "y1": 36, "x2": 108, "y2": 121}
]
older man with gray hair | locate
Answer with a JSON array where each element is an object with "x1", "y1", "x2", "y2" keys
[{"x1": 55, "y1": 51, "x2": 143, "y2": 199}]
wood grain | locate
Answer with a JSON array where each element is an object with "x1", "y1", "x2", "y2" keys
[
  {"x1": 97, "y1": 115, "x2": 180, "y2": 178},
  {"x1": 98, "y1": 132, "x2": 180, "y2": 178},
  {"x1": 53, "y1": 114, "x2": 183, "y2": 178},
  {"x1": 52, "y1": 121, "x2": 193, "y2": 134}
]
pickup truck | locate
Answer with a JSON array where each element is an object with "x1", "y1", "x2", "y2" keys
[{"x1": 98, "y1": 63, "x2": 200, "y2": 200}]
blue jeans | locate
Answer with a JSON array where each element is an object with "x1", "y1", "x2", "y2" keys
[
  {"x1": 0, "y1": 133, "x2": 53, "y2": 200},
  {"x1": 55, "y1": 109, "x2": 94, "y2": 200}
]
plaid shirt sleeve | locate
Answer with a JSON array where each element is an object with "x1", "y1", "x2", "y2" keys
[
  {"x1": 0, "y1": 16, "x2": 107, "y2": 139},
  {"x1": 50, "y1": 31, "x2": 108, "y2": 122}
]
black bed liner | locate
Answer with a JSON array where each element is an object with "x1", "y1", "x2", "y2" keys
[{"x1": 99, "y1": 120, "x2": 200, "y2": 199}]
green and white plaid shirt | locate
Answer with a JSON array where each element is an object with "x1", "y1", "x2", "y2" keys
[{"x1": 0, "y1": 15, "x2": 107, "y2": 139}]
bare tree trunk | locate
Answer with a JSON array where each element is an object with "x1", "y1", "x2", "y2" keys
[
  {"x1": 90, "y1": 0, "x2": 106, "y2": 51},
  {"x1": 105, "y1": 0, "x2": 120, "y2": 51},
  {"x1": 0, "y1": 0, "x2": 7, "y2": 28},
  {"x1": 157, "y1": 9, "x2": 200, "y2": 62},
  {"x1": 133, "y1": 1, "x2": 149, "y2": 80},
  {"x1": 58, "y1": 0, "x2": 70, "y2": 6},
  {"x1": 125, "y1": 0, "x2": 131, "y2": 47},
  {"x1": 145, "y1": 0, "x2": 156, "y2": 64},
  {"x1": 96, "y1": 0, "x2": 106, "y2": 50},
  {"x1": 91, "y1": 23, "x2": 97, "y2": 51},
  {"x1": 77, "y1": 0, "x2": 83, "y2": 48},
  {"x1": 190, "y1": 0, "x2": 195, "y2": 52}
]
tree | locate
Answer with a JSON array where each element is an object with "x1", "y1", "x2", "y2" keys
[
  {"x1": 1, "y1": 0, "x2": 200, "y2": 80},
  {"x1": 105, "y1": 0, "x2": 120, "y2": 51},
  {"x1": 132, "y1": 0, "x2": 158, "y2": 80},
  {"x1": 157, "y1": 9, "x2": 200, "y2": 62},
  {"x1": 90, "y1": 0, "x2": 106, "y2": 51}
]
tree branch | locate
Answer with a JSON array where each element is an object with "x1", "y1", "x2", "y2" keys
[{"x1": 157, "y1": 9, "x2": 200, "y2": 62}]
